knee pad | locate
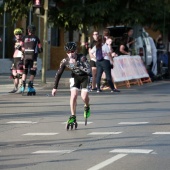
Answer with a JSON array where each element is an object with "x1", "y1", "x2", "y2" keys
[{"x1": 29, "y1": 69, "x2": 36, "y2": 76}]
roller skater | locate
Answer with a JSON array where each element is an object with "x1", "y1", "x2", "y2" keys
[
  {"x1": 21, "y1": 24, "x2": 42, "y2": 96},
  {"x1": 9, "y1": 28, "x2": 24, "y2": 93},
  {"x1": 52, "y1": 42, "x2": 91, "y2": 130}
]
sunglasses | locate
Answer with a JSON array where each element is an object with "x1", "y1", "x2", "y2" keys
[{"x1": 67, "y1": 51, "x2": 75, "y2": 54}]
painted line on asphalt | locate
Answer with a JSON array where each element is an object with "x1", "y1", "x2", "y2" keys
[
  {"x1": 62, "y1": 121, "x2": 93, "y2": 125},
  {"x1": 23, "y1": 133, "x2": 59, "y2": 136},
  {"x1": 87, "y1": 132, "x2": 122, "y2": 135},
  {"x1": 153, "y1": 132, "x2": 170, "y2": 134},
  {"x1": 7, "y1": 121, "x2": 37, "y2": 124},
  {"x1": 110, "y1": 149, "x2": 153, "y2": 154},
  {"x1": 32, "y1": 150, "x2": 74, "y2": 154},
  {"x1": 87, "y1": 154, "x2": 127, "y2": 170},
  {"x1": 118, "y1": 122, "x2": 149, "y2": 125}
]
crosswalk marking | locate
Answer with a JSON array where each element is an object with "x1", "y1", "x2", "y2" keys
[
  {"x1": 23, "y1": 133, "x2": 59, "y2": 136},
  {"x1": 7, "y1": 121, "x2": 37, "y2": 124},
  {"x1": 87, "y1": 132, "x2": 122, "y2": 135},
  {"x1": 62, "y1": 121, "x2": 93, "y2": 125},
  {"x1": 110, "y1": 149, "x2": 153, "y2": 154},
  {"x1": 32, "y1": 150, "x2": 74, "y2": 154},
  {"x1": 118, "y1": 122, "x2": 149, "y2": 125},
  {"x1": 87, "y1": 154, "x2": 127, "y2": 170},
  {"x1": 153, "y1": 132, "x2": 170, "y2": 134}
]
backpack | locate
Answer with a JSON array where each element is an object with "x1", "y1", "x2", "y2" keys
[{"x1": 96, "y1": 47, "x2": 104, "y2": 61}]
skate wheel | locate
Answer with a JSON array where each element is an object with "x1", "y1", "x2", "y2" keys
[
  {"x1": 75, "y1": 122, "x2": 78, "y2": 129},
  {"x1": 66, "y1": 123, "x2": 70, "y2": 130},
  {"x1": 33, "y1": 92, "x2": 36, "y2": 95},
  {"x1": 71, "y1": 124, "x2": 74, "y2": 130},
  {"x1": 85, "y1": 118, "x2": 87, "y2": 126}
]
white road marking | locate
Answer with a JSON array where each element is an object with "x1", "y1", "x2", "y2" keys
[
  {"x1": 23, "y1": 133, "x2": 59, "y2": 136},
  {"x1": 7, "y1": 121, "x2": 37, "y2": 124},
  {"x1": 87, "y1": 154, "x2": 127, "y2": 170},
  {"x1": 87, "y1": 132, "x2": 122, "y2": 135},
  {"x1": 118, "y1": 122, "x2": 149, "y2": 125},
  {"x1": 32, "y1": 150, "x2": 74, "y2": 154},
  {"x1": 110, "y1": 149, "x2": 153, "y2": 154},
  {"x1": 153, "y1": 132, "x2": 170, "y2": 134},
  {"x1": 62, "y1": 121, "x2": 93, "y2": 125}
]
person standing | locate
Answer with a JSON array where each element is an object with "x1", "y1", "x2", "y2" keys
[
  {"x1": 21, "y1": 24, "x2": 42, "y2": 95},
  {"x1": 88, "y1": 31, "x2": 98, "y2": 91},
  {"x1": 52, "y1": 42, "x2": 91, "y2": 129},
  {"x1": 9, "y1": 28, "x2": 24, "y2": 93},
  {"x1": 90, "y1": 35, "x2": 120, "y2": 93}
]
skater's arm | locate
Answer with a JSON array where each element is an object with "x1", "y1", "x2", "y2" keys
[{"x1": 53, "y1": 59, "x2": 66, "y2": 90}]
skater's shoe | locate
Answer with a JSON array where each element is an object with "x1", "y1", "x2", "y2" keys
[
  {"x1": 15, "y1": 87, "x2": 22, "y2": 94},
  {"x1": 66, "y1": 115, "x2": 78, "y2": 130},
  {"x1": 8, "y1": 88, "x2": 17, "y2": 93},
  {"x1": 27, "y1": 81, "x2": 36, "y2": 96},
  {"x1": 84, "y1": 105, "x2": 90, "y2": 118},
  {"x1": 21, "y1": 81, "x2": 26, "y2": 95}
]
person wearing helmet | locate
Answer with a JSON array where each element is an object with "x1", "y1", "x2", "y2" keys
[
  {"x1": 9, "y1": 28, "x2": 24, "y2": 93},
  {"x1": 21, "y1": 24, "x2": 42, "y2": 95},
  {"x1": 52, "y1": 42, "x2": 91, "y2": 130}
]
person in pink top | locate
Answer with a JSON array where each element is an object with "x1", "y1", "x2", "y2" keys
[{"x1": 9, "y1": 28, "x2": 24, "y2": 93}]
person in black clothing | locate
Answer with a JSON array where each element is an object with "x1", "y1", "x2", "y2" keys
[
  {"x1": 21, "y1": 25, "x2": 42, "y2": 95},
  {"x1": 118, "y1": 34, "x2": 130, "y2": 56},
  {"x1": 52, "y1": 42, "x2": 91, "y2": 128}
]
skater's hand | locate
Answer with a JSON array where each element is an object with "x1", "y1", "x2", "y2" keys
[{"x1": 52, "y1": 88, "x2": 57, "y2": 96}]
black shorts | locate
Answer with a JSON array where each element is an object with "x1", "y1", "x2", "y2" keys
[
  {"x1": 90, "y1": 60, "x2": 96, "y2": 67},
  {"x1": 13, "y1": 57, "x2": 23, "y2": 71},
  {"x1": 72, "y1": 74, "x2": 88, "y2": 89},
  {"x1": 24, "y1": 54, "x2": 38, "y2": 69}
]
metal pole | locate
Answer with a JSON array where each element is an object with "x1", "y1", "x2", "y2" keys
[
  {"x1": 41, "y1": 0, "x2": 48, "y2": 83},
  {"x1": 29, "y1": 7, "x2": 32, "y2": 25},
  {"x1": 2, "y1": 11, "x2": 6, "y2": 59}
]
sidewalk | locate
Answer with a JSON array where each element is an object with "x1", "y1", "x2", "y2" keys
[{"x1": 0, "y1": 70, "x2": 71, "y2": 93}]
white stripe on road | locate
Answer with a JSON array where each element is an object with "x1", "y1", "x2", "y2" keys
[
  {"x1": 87, "y1": 154, "x2": 127, "y2": 170},
  {"x1": 62, "y1": 121, "x2": 93, "y2": 125},
  {"x1": 7, "y1": 121, "x2": 37, "y2": 124},
  {"x1": 32, "y1": 150, "x2": 74, "y2": 154},
  {"x1": 153, "y1": 132, "x2": 170, "y2": 134},
  {"x1": 23, "y1": 133, "x2": 59, "y2": 136},
  {"x1": 87, "y1": 132, "x2": 122, "y2": 135},
  {"x1": 118, "y1": 122, "x2": 149, "y2": 125},
  {"x1": 110, "y1": 149, "x2": 153, "y2": 154}
]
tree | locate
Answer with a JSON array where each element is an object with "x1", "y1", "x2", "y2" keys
[{"x1": 1, "y1": 0, "x2": 170, "y2": 33}]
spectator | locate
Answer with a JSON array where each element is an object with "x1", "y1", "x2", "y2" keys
[
  {"x1": 118, "y1": 34, "x2": 130, "y2": 56},
  {"x1": 90, "y1": 35, "x2": 120, "y2": 93},
  {"x1": 88, "y1": 30, "x2": 98, "y2": 91}
]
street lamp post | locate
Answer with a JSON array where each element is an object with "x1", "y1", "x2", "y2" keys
[{"x1": 41, "y1": 0, "x2": 48, "y2": 83}]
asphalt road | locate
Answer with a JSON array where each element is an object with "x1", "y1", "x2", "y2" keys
[{"x1": 0, "y1": 80, "x2": 170, "y2": 170}]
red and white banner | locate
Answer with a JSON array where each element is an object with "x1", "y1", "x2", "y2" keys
[{"x1": 111, "y1": 55, "x2": 149, "y2": 82}]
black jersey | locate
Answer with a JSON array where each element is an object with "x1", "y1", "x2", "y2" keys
[
  {"x1": 22, "y1": 35, "x2": 41, "y2": 54},
  {"x1": 53, "y1": 54, "x2": 91, "y2": 89}
]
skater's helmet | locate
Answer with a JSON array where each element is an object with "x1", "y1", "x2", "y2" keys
[
  {"x1": 64, "y1": 42, "x2": 77, "y2": 52},
  {"x1": 14, "y1": 28, "x2": 23, "y2": 35},
  {"x1": 27, "y1": 24, "x2": 36, "y2": 34}
]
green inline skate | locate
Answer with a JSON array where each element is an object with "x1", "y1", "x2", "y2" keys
[
  {"x1": 66, "y1": 115, "x2": 78, "y2": 130},
  {"x1": 84, "y1": 105, "x2": 90, "y2": 126}
]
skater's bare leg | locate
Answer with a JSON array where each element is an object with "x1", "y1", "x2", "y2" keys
[{"x1": 70, "y1": 88, "x2": 78, "y2": 116}]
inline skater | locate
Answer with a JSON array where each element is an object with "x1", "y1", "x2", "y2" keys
[
  {"x1": 52, "y1": 42, "x2": 91, "y2": 130},
  {"x1": 9, "y1": 28, "x2": 24, "y2": 93},
  {"x1": 21, "y1": 24, "x2": 42, "y2": 95}
]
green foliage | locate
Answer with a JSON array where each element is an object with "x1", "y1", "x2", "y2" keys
[{"x1": 0, "y1": 0, "x2": 170, "y2": 33}]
